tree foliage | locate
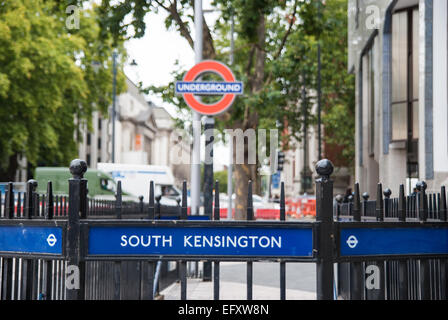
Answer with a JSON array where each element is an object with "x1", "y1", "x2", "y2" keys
[
  {"x1": 97, "y1": 0, "x2": 354, "y2": 216},
  {"x1": 0, "y1": 0, "x2": 127, "y2": 180}
]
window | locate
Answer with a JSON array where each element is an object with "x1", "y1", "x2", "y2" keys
[
  {"x1": 391, "y1": 7, "x2": 419, "y2": 141},
  {"x1": 161, "y1": 185, "x2": 180, "y2": 197},
  {"x1": 362, "y1": 37, "x2": 376, "y2": 156},
  {"x1": 100, "y1": 178, "x2": 116, "y2": 192},
  {"x1": 391, "y1": 6, "x2": 419, "y2": 178}
]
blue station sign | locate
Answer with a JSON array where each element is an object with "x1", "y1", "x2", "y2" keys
[
  {"x1": 0, "y1": 225, "x2": 63, "y2": 255},
  {"x1": 88, "y1": 225, "x2": 313, "y2": 259},
  {"x1": 340, "y1": 226, "x2": 448, "y2": 257}
]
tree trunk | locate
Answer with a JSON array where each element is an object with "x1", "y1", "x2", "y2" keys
[
  {"x1": 0, "y1": 154, "x2": 19, "y2": 182},
  {"x1": 233, "y1": 14, "x2": 265, "y2": 220},
  {"x1": 234, "y1": 163, "x2": 251, "y2": 220},
  {"x1": 167, "y1": 5, "x2": 265, "y2": 220}
]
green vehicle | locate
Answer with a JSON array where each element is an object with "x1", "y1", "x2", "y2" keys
[{"x1": 35, "y1": 167, "x2": 119, "y2": 199}]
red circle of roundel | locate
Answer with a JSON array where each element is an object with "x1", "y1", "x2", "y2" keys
[{"x1": 182, "y1": 60, "x2": 238, "y2": 115}]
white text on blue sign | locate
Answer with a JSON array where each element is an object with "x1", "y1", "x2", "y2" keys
[{"x1": 175, "y1": 81, "x2": 243, "y2": 95}]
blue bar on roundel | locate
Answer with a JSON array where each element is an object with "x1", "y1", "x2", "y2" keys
[
  {"x1": 0, "y1": 226, "x2": 63, "y2": 255},
  {"x1": 340, "y1": 227, "x2": 448, "y2": 257},
  {"x1": 175, "y1": 81, "x2": 244, "y2": 95},
  {"x1": 88, "y1": 226, "x2": 313, "y2": 258}
]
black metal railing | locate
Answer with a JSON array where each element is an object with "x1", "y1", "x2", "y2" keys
[
  {"x1": 334, "y1": 182, "x2": 448, "y2": 300},
  {"x1": 1, "y1": 158, "x2": 448, "y2": 300}
]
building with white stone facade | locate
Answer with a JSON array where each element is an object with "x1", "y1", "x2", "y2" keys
[{"x1": 348, "y1": 0, "x2": 448, "y2": 195}]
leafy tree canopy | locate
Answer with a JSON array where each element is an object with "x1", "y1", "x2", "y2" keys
[{"x1": 0, "y1": 0, "x2": 127, "y2": 180}]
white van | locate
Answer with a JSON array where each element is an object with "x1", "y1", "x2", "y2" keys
[{"x1": 97, "y1": 163, "x2": 180, "y2": 206}]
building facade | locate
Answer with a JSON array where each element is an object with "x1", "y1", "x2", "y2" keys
[
  {"x1": 78, "y1": 77, "x2": 157, "y2": 168},
  {"x1": 275, "y1": 101, "x2": 352, "y2": 199},
  {"x1": 151, "y1": 106, "x2": 191, "y2": 185},
  {"x1": 348, "y1": 0, "x2": 448, "y2": 195},
  {"x1": 78, "y1": 76, "x2": 190, "y2": 185},
  {"x1": 278, "y1": 127, "x2": 352, "y2": 198}
]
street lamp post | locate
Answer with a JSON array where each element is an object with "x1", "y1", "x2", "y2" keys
[
  {"x1": 227, "y1": 11, "x2": 235, "y2": 220},
  {"x1": 317, "y1": 43, "x2": 322, "y2": 160},
  {"x1": 301, "y1": 73, "x2": 311, "y2": 194},
  {"x1": 111, "y1": 49, "x2": 118, "y2": 163},
  {"x1": 317, "y1": 1, "x2": 323, "y2": 161},
  {"x1": 191, "y1": 0, "x2": 202, "y2": 217}
]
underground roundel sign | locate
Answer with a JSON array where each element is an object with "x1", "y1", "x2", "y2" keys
[{"x1": 175, "y1": 60, "x2": 243, "y2": 115}]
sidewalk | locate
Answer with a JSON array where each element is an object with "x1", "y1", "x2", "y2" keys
[{"x1": 160, "y1": 279, "x2": 316, "y2": 300}]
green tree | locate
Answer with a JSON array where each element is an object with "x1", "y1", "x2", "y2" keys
[
  {"x1": 0, "y1": 0, "x2": 126, "y2": 180},
  {"x1": 319, "y1": 0, "x2": 356, "y2": 167},
  {"x1": 213, "y1": 170, "x2": 229, "y2": 194},
  {"x1": 98, "y1": 0, "x2": 354, "y2": 218}
]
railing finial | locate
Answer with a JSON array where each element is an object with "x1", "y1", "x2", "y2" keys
[
  {"x1": 315, "y1": 159, "x2": 334, "y2": 181},
  {"x1": 416, "y1": 181, "x2": 427, "y2": 192},
  {"x1": 362, "y1": 192, "x2": 369, "y2": 201},
  {"x1": 335, "y1": 194, "x2": 343, "y2": 203},
  {"x1": 69, "y1": 159, "x2": 87, "y2": 179}
]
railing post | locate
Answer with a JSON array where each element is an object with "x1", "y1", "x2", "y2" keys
[
  {"x1": 397, "y1": 184, "x2": 409, "y2": 300},
  {"x1": 416, "y1": 181, "x2": 430, "y2": 300},
  {"x1": 362, "y1": 192, "x2": 369, "y2": 216},
  {"x1": 45, "y1": 182, "x2": 54, "y2": 220},
  {"x1": 21, "y1": 180, "x2": 38, "y2": 300},
  {"x1": 334, "y1": 193, "x2": 344, "y2": 299},
  {"x1": 246, "y1": 180, "x2": 254, "y2": 300},
  {"x1": 335, "y1": 195, "x2": 343, "y2": 220},
  {"x1": 113, "y1": 181, "x2": 122, "y2": 299},
  {"x1": 350, "y1": 182, "x2": 363, "y2": 300},
  {"x1": 2, "y1": 182, "x2": 14, "y2": 300},
  {"x1": 115, "y1": 181, "x2": 122, "y2": 219},
  {"x1": 148, "y1": 181, "x2": 155, "y2": 220},
  {"x1": 143, "y1": 181, "x2": 156, "y2": 300},
  {"x1": 24, "y1": 180, "x2": 37, "y2": 219},
  {"x1": 315, "y1": 159, "x2": 334, "y2": 300},
  {"x1": 180, "y1": 180, "x2": 187, "y2": 299},
  {"x1": 5, "y1": 182, "x2": 14, "y2": 219},
  {"x1": 383, "y1": 188, "x2": 391, "y2": 218},
  {"x1": 279, "y1": 182, "x2": 286, "y2": 300},
  {"x1": 155, "y1": 195, "x2": 162, "y2": 219},
  {"x1": 139, "y1": 196, "x2": 144, "y2": 214},
  {"x1": 440, "y1": 186, "x2": 447, "y2": 299},
  {"x1": 213, "y1": 180, "x2": 220, "y2": 300},
  {"x1": 42, "y1": 181, "x2": 54, "y2": 300},
  {"x1": 365, "y1": 184, "x2": 385, "y2": 300},
  {"x1": 66, "y1": 159, "x2": 87, "y2": 300}
]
